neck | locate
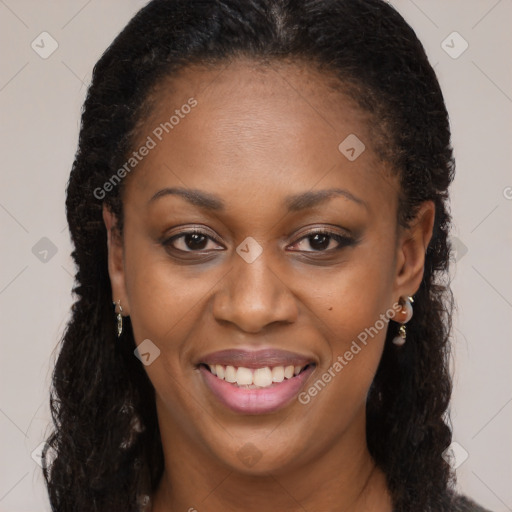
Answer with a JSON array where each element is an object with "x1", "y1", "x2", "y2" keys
[{"x1": 150, "y1": 399, "x2": 393, "y2": 512}]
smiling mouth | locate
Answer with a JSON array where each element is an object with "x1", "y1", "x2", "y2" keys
[{"x1": 198, "y1": 362, "x2": 315, "y2": 389}]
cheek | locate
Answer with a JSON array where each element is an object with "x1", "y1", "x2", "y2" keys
[
  {"x1": 122, "y1": 244, "x2": 215, "y2": 411},
  {"x1": 125, "y1": 258, "x2": 217, "y2": 345},
  {"x1": 121, "y1": 220, "x2": 223, "y2": 341},
  {"x1": 299, "y1": 281, "x2": 389, "y2": 429},
  {"x1": 302, "y1": 242, "x2": 396, "y2": 393},
  {"x1": 309, "y1": 247, "x2": 396, "y2": 339}
]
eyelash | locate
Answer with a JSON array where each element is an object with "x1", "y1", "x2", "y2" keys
[
  {"x1": 288, "y1": 230, "x2": 354, "y2": 252},
  {"x1": 162, "y1": 227, "x2": 355, "y2": 255}
]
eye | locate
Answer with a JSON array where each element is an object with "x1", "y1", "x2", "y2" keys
[
  {"x1": 288, "y1": 229, "x2": 355, "y2": 252},
  {"x1": 162, "y1": 229, "x2": 224, "y2": 253},
  {"x1": 161, "y1": 226, "x2": 355, "y2": 256}
]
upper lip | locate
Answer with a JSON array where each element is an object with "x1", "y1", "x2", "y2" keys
[{"x1": 197, "y1": 348, "x2": 317, "y2": 369}]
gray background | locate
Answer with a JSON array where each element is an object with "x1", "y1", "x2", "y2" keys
[{"x1": 1, "y1": 1, "x2": 511, "y2": 510}]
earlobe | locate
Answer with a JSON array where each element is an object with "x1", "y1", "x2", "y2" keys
[
  {"x1": 102, "y1": 204, "x2": 130, "y2": 315},
  {"x1": 394, "y1": 200, "x2": 435, "y2": 295}
]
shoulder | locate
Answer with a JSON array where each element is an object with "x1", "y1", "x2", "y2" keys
[
  {"x1": 398, "y1": 491, "x2": 495, "y2": 512},
  {"x1": 449, "y1": 493, "x2": 493, "y2": 512}
]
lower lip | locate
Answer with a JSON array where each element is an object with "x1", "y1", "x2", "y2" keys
[{"x1": 199, "y1": 364, "x2": 316, "y2": 414}]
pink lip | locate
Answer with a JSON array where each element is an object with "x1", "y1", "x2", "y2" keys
[
  {"x1": 197, "y1": 348, "x2": 316, "y2": 369},
  {"x1": 199, "y1": 364, "x2": 316, "y2": 414}
]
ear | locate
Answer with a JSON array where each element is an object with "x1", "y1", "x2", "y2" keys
[
  {"x1": 393, "y1": 200, "x2": 435, "y2": 298},
  {"x1": 102, "y1": 204, "x2": 130, "y2": 315}
]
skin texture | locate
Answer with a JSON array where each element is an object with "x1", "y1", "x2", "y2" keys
[{"x1": 103, "y1": 60, "x2": 435, "y2": 512}]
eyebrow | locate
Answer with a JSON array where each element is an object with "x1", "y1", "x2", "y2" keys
[{"x1": 148, "y1": 186, "x2": 367, "y2": 211}]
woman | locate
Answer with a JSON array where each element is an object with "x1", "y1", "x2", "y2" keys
[{"x1": 42, "y1": 0, "x2": 492, "y2": 510}]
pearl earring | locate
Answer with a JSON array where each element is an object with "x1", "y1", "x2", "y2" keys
[
  {"x1": 114, "y1": 300, "x2": 123, "y2": 338},
  {"x1": 392, "y1": 296, "x2": 414, "y2": 346}
]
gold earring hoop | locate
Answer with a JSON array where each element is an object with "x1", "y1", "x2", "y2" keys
[
  {"x1": 392, "y1": 296, "x2": 414, "y2": 346},
  {"x1": 114, "y1": 300, "x2": 123, "y2": 338}
]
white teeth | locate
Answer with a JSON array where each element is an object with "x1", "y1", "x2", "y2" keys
[
  {"x1": 271, "y1": 366, "x2": 285, "y2": 383},
  {"x1": 253, "y1": 367, "x2": 273, "y2": 387},
  {"x1": 284, "y1": 365, "x2": 295, "y2": 379},
  {"x1": 236, "y1": 367, "x2": 253, "y2": 385},
  {"x1": 205, "y1": 363, "x2": 309, "y2": 388},
  {"x1": 224, "y1": 365, "x2": 237, "y2": 383}
]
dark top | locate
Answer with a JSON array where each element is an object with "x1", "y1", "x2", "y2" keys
[
  {"x1": 391, "y1": 492, "x2": 493, "y2": 512},
  {"x1": 441, "y1": 493, "x2": 492, "y2": 511},
  {"x1": 138, "y1": 492, "x2": 493, "y2": 511}
]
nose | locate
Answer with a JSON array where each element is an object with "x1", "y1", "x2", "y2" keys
[{"x1": 211, "y1": 250, "x2": 299, "y2": 333}]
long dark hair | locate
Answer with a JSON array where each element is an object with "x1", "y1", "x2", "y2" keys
[{"x1": 43, "y1": 1, "x2": 456, "y2": 510}]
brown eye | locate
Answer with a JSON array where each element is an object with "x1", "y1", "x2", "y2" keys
[
  {"x1": 163, "y1": 229, "x2": 224, "y2": 253},
  {"x1": 289, "y1": 230, "x2": 355, "y2": 252}
]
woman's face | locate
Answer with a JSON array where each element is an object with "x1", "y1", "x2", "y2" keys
[{"x1": 105, "y1": 60, "x2": 433, "y2": 477}]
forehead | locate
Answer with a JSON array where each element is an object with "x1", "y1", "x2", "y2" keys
[{"x1": 125, "y1": 59, "x2": 397, "y2": 216}]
